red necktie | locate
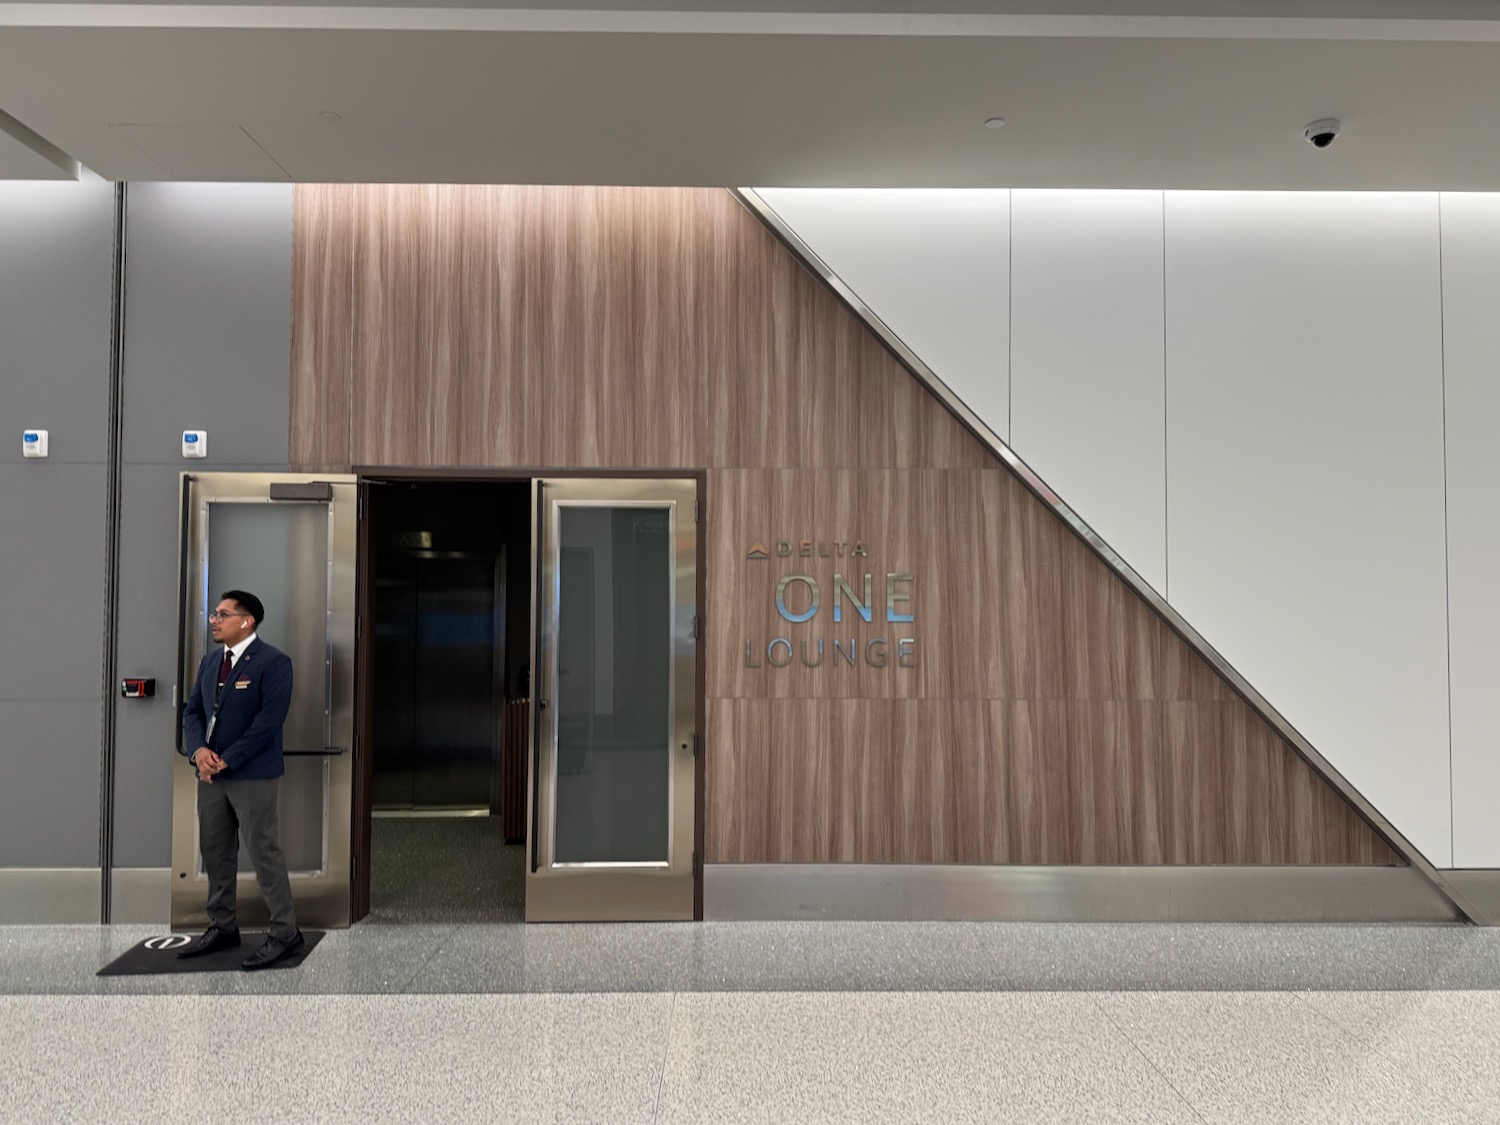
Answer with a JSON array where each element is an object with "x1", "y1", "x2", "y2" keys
[{"x1": 218, "y1": 649, "x2": 233, "y2": 687}]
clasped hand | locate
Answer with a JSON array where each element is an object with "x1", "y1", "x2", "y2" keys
[{"x1": 193, "y1": 749, "x2": 228, "y2": 783}]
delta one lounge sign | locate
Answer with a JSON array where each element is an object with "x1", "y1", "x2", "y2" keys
[{"x1": 742, "y1": 538, "x2": 917, "y2": 670}]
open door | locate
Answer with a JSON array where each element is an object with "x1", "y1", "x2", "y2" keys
[
  {"x1": 527, "y1": 478, "x2": 699, "y2": 921},
  {"x1": 171, "y1": 472, "x2": 358, "y2": 929}
]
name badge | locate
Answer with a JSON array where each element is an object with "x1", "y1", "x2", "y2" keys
[{"x1": 234, "y1": 679, "x2": 251, "y2": 689}]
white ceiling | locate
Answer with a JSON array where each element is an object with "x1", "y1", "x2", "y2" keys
[{"x1": 3, "y1": 1, "x2": 1500, "y2": 187}]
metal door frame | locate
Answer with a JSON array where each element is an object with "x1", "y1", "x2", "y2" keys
[
  {"x1": 171, "y1": 472, "x2": 358, "y2": 929},
  {"x1": 348, "y1": 467, "x2": 707, "y2": 924},
  {"x1": 528, "y1": 477, "x2": 700, "y2": 922}
]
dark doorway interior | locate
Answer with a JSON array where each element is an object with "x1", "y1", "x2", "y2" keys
[{"x1": 366, "y1": 480, "x2": 532, "y2": 923}]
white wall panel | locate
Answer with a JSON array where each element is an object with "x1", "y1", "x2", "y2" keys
[
  {"x1": 1440, "y1": 193, "x2": 1500, "y2": 869},
  {"x1": 756, "y1": 188, "x2": 1010, "y2": 441},
  {"x1": 1011, "y1": 190, "x2": 1166, "y2": 595},
  {"x1": 1164, "y1": 192, "x2": 1452, "y2": 866}
]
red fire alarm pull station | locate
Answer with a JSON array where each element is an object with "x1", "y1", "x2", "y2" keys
[{"x1": 120, "y1": 678, "x2": 156, "y2": 699}]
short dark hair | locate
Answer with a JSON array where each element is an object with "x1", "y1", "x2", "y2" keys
[{"x1": 221, "y1": 590, "x2": 265, "y2": 627}]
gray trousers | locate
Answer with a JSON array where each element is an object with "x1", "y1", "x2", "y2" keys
[{"x1": 196, "y1": 776, "x2": 298, "y2": 941}]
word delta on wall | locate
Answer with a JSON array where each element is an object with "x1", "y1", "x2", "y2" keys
[{"x1": 743, "y1": 539, "x2": 917, "y2": 670}]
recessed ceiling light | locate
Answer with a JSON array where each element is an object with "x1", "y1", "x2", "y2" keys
[
  {"x1": 984, "y1": 117, "x2": 1006, "y2": 130},
  {"x1": 319, "y1": 110, "x2": 342, "y2": 123}
]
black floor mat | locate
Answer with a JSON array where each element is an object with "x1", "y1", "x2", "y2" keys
[{"x1": 97, "y1": 931, "x2": 324, "y2": 976}]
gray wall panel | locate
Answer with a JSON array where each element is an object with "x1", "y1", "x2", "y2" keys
[
  {"x1": 0, "y1": 181, "x2": 114, "y2": 466},
  {"x1": 120, "y1": 182, "x2": 292, "y2": 467},
  {"x1": 0, "y1": 181, "x2": 113, "y2": 870},
  {"x1": 0, "y1": 701, "x2": 103, "y2": 867},
  {"x1": 0, "y1": 467, "x2": 108, "y2": 700},
  {"x1": 111, "y1": 183, "x2": 294, "y2": 868},
  {"x1": 110, "y1": 462, "x2": 186, "y2": 867},
  {"x1": 112, "y1": 460, "x2": 299, "y2": 867}
]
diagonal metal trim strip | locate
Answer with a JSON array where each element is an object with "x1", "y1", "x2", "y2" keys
[{"x1": 731, "y1": 185, "x2": 1487, "y2": 926}]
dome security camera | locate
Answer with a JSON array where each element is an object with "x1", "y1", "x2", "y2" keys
[{"x1": 1304, "y1": 118, "x2": 1342, "y2": 149}]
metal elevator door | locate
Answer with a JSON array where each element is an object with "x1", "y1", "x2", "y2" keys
[{"x1": 372, "y1": 551, "x2": 503, "y2": 811}]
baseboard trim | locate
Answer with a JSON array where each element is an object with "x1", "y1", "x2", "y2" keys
[
  {"x1": 1439, "y1": 870, "x2": 1500, "y2": 926},
  {"x1": 704, "y1": 864, "x2": 1465, "y2": 923},
  {"x1": 4, "y1": 864, "x2": 1483, "y2": 925},
  {"x1": 110, "y1": 867, "x2": 170, "y2": 924},
  {"x1": 0, "y1": 868, "x2": 101, "y2": 924}
]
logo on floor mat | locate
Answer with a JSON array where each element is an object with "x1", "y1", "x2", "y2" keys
[{"x1": 144, "y1": 935, "x2": 192, "y2": 950}]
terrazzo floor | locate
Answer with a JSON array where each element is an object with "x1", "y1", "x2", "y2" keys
[
  {"x1": 9, "y1": 823, "x2": 1500, "y2": 1121},
  {"x1": 4, "y1": 920, "x2": 1500, "y2": 1122}
]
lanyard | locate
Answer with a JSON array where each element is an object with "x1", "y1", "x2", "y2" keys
[{"x1": 205, "y1": 649, "x2": 241, "y2": 745}]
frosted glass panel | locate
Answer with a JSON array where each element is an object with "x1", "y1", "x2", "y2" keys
[
  {"x1": 206, "y1": 501, "x2": 328, "y2": 753},
  {"x1": 229, "y1": 756, "x2": 327, "y2": 874},
  {"x1": 553, "y1": 506, "x2": 671, "y2": 864}
]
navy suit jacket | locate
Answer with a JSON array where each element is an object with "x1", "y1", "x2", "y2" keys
[{"x1": 181, "y1": 637, "x2": 294, "y2": 780}]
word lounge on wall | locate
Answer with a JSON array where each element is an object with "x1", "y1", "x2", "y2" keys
[{"x1": 742, "y1": 539, "x2": 917, "y2": 670}]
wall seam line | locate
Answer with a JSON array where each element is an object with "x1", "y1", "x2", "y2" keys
[
  {"x1": 98, "y1": 182, "x2": 129, "y2": 924},
  {"x1": 1161, "y1": 190, "x2": 1169, "y2": 602},
  {"x1": 1007, "y1": 189, "x2": 1014, "y2": 448},
  {"x1": 1437, "y1": 192, "x2": 1456, "y2": 869}
]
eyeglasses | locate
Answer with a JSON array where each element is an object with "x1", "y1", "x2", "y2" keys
[{"x1": 208, "y1": 610, "x2": 247, "y2": 622}]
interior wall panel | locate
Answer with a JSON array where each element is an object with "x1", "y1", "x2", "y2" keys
[
  {"x1": 0, "y1": 702, "x2": 106, "y2": 867},
  {"x1": 1439, "y1": 191, "x2": 1500, "y2": 869},
  {"x1": 755, "y1": 188, "x2": 1011, "y2": 443},
  {"x1": 1163, "y1": 190, "x2": 1452, "y2": 866},
  {"x1": 0, "y1": 180, "x2": 113, "y2": 869},
  {"x1": 1009, "y1": 189, "x2": 1167, "y2": 595},
  {"x1": 293, "y1": 184, "x2": 1396, "y2": 871},
  {"x1": 0, "y1": 181, "x2": 114, "y2": 465},
  {"x1": 290, "y1": 182, "x2": 354, "y2": 472},
  {"x1": 113, "y1": 182, "x2": 294, "y2": 867}
]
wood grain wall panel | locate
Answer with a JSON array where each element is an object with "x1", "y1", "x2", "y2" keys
[
  {"x1": 518, "y1": 185, "x2": 602, "y2": 467},
  {"x1": 979, "y1": 701, "x2": 1013, "y2": 863},
  {"x1": 420, "y1": 185, "x2": 470, "y2": 463},
  {"x1": 290, "y1": 183, "x2": 353, "y2": 471},
  {"x1": 293, "y1": 184, "x2": 1398, "y2": 869},
  {"x1": 1059, "y1": 535, "x2": 1162, "y2": 702},
  {"x1": 1160, "y1": 619, "x2": 1235, "y2": 701},
  {"x1": 706, "y1": 698, "x2": 992, "y2": 864},
  {"x1": 1006, "y1": 701, "x2": 1077, "y2": 863},
  {"x1": 1007, "y1": 701, "x2": 1166, "y2": 864},
  {"x1": 455, "y1": 185, "x2": 527, "y2": 466},
  {"x1": 628, "y1": 188, "x2": 706, "y2": 469},
  {"x1": 1161, "y1": 701, "x2": 1223, "y2": 864},
  {"x1": 991, "y1": 470, "x2": 1067, "y2": 701},
  {"x1": 350, "y1": 185, "x2": 431, "y2": 466},
  {"x1": 1079, "y1": 702, "x2": 1166, "y2": 864},
  {"x1": 1162, "y1": 701, "x2": 1398, "y2": 864},
  {"x1": 704, "y1": 699, "x2": 768, "y2": 863},
  {"x1": 709, "y1": 468, "x2": 1007, "y2": 703}
]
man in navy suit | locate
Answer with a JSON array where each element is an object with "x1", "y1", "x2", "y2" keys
[{"x1": 178, "y1": 590, "x2": 304, "y2": 969}]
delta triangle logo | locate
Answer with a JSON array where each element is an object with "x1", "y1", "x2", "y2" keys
[{"x1": 746, "y1": 540, "x2": 769, "y2": 560}]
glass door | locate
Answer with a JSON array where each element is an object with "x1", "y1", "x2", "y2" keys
[
  {"x1": 527, "y1": 479, "x2": 698, "y2": 921},
  {"x1": 171, "y1": 473, "x2": 358, "y2": 929}
]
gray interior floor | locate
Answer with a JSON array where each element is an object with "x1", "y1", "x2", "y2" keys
[
  {"x1": 5, "y1": 924, "x2": 1500, "y2": 1123},
  {"x1": 368, "y1": 814, "x2": 524, "y2": 925},
  {"x1": 5, "y1": 921, "x2": 1500, "y2": 997}
]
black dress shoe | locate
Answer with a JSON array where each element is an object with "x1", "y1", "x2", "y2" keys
[
  {"x1": 242, "y1": 930, "x2": 306, "y2": 971},
  {"x1": 176, "y1": 926, "x2": 241, "y2": 959}
]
